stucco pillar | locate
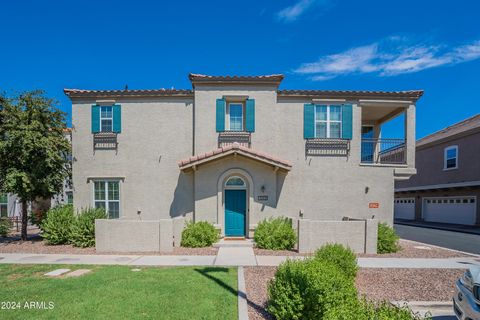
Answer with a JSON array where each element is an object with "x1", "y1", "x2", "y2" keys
[{"x1": 405, "y1": 104, "x2": 416, "y2": 168}]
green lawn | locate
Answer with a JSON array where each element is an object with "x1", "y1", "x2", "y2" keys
[{"x1": 0, "y1": 264, "x2": 238, "y2": 320}]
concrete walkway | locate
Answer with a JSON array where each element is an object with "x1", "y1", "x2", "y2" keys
[{"x1": 0, "y1": 252, "x2": 479, "y2": 268}]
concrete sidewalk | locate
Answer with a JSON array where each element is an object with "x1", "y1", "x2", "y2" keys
[{"x1": 1, "y1": 252, "x2": 479, "y2": 268}]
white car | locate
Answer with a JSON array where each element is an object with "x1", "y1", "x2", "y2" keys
[{"x1": 454, "y1": 266, "x2": 480, "y2": 320}]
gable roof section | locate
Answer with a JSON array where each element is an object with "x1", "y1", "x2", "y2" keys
[
  {"x1": 417, "y1": 114, "x2": 480, "y2": 148},
  {"x1": 278, "y1": 89, "x2": 424, "y2": 101},
  {"x1": 64, "y1": 88, "x2": 193, "y2": 98},
  {"x1": 189, "y1": 73, "x2": 285, "y2": 86},
  {"x1": 178, "y1": 143, "x2": 292, "y2": 172}
]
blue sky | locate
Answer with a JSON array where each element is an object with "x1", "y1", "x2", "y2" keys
[{"x1": 1, "y1": 0, "x2": 479, "y2": 138}]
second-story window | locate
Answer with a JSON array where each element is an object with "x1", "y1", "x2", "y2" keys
[
  {"x1": 315, "y1": 105, "x2": 342, "y2": 138},
  {"x1": 100, "y1": 106, "x2": 113, "y2": 132},
  {"x1": 444, "y1": 145, "x2": 458, "y2": 170},
  {"x1": 227, "y1": 103, "x2": 244, "y2": 131}
]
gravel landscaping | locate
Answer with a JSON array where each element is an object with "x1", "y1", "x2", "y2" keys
[
  {"x1": 254, "y1": 239, "x2": 473, "y2": 258},
  {"x1": 356, "y1": 268, "x2": 465, "y2": 301},
  {"x1": 359, "y1": 239, "x2": 474, "y2": 258},
  {"x1": 244, "y1": 266, "x2": 465, "y2": 320},
  {"x1": 0, "y1": 228, "x2": 218, "y2": 256}
]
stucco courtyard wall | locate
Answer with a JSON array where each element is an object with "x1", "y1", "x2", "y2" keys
[
  {"x1": 95, "y1": 219, "x2": 177, "y2": 252},
  {"x1": 298, "y1": 218, "x2": 378, "y2": 254}
]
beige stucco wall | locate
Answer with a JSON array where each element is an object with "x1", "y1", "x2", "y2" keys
[
  {"x1": 72, "y1": 84, "x2": 416, "y2": 240},
  {"x1": 191, "y1": 85, "x2": 408, "y2": 230},
  {"x1": 72, "y1": 97, "x2": 194, "y2": 220}
]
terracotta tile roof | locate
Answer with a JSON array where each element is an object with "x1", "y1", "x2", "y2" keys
[
  {"x1": 417, "y1": 113, "x2": 480, "y2": 147},
  {"x1": 278, "y1": 89, "x2": 424, "y2": 100},
  {"x1": 178, "y1": 142, "x2": 292, "y2": 171},
  {"x1": 189, "y1": 73, "x2": 285, "y2": 84},
  {"x1": 64, "y1": 88, "x2": 193, "y2": 98}
]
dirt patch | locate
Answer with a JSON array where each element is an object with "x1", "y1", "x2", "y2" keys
[
  {"x1": 244, "y1": 266, "x2": 276, "y2": 320},
  {"x1": 359, "y1": 239, "x2": 474, "y2": 258},
  {"x1": 356, "y1": 268, "x2": 464, "y2": 301},
  {"x1": 253, "y1": 248, "x2": 309, "y2": 256},
  {"x1": 245, "y1": 266, "x2": 464, "y2": 320},
  {"x1": 0, "y1": 238, "x2": 218, "y2": 256}
]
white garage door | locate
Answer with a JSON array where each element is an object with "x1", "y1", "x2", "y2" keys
[
  {"x1": 423, "y1": 197, "x2": 477, "y2": 225},
  {"x1": 394, "y1": 198, "x2": 415, "y2": 220}
]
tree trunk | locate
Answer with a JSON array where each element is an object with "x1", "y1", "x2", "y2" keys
[{"x1": 21, "y1": 200, "x2": 28, "y2": 241}]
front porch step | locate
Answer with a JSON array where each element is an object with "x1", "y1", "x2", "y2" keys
[{"x1": 213, "y1": 238, "x2": 254, "y2": 248}]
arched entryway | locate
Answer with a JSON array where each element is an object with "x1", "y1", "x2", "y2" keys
[{"x1": 224, "y1": 176, "x2": 247, "y2": 237}]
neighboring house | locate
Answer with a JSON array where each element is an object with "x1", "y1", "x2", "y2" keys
[
  {"x1": 0, "y1": 128, "x2": 73, "y2": 219},
  {"x1": 395, "y1": 114, "x2": 480, "y2": 226},
  {"x1": 65, "y1": 73, "x2": 422, "y2": 253}
]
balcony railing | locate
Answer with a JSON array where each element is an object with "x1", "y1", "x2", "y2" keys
[
  {"x1": 218, "y1": 132, "x2": 251, "y2": 148},
  {"x1": 305, "y1": 138, "x2": 350, "y2": 157},
  {"x1": 93, "y1": 132, "x2": 118, "y2": 151},
  {"x1": 361, "y1": 138, "x2": 406, "y2": 164}
]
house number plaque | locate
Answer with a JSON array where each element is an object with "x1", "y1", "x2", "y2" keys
[{"x1": 257, "y1": 195, "x2": 268, "y2": 201}]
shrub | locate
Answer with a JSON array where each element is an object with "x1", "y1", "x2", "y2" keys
[
  {"x1": 267, "y1": 258, "x2": 357, "y2": 320},
  {"x1": 378, "y1": 222, "x2": 401, "y2": 253},
  {"x1": 314, "y1": 243, "x2": 358, "y2": 279},
  {"x1": 254, "y1": 217, "x2": 296, "y2": 250},
  {"x1": 324, "y1": 299, "x2": 431, "y2": 320},
  {"x1": 29, "y1": 209, "x2": 47, "y2": 227},
  {"x1": 181, "y1": 221, "x2": 218, "y2": 248},
  {"x1": 41, "y1": 205, "x2": 75, "y2": 245},
  {"x1": 0, "y1": 218, "x2": 11, "y2": 237},
  {"x1": 70, "y1": 207, "x2": 107, "y2": 248}
]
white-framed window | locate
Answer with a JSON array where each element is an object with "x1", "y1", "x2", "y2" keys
[
  {"x1": 93, "y1": 180, "x2": 120, "y2": 219},
  {"x1": 0, "y1": 193, "x2": 7, "y2": 217},
  {"x1": 226, "y1": 103, "x2": 244, "y2": 131},
  {"x1": 225, "y1": 176, "x2": 246, "y2": 189},
  {"x1": 100, "y1": 106, "x2": 113, "y2": 132},
  {"x1": 66, "y1": 191, "x2": 73, "y2": 205},
  {"x1": 444, "y1": 145, "x2": 458, "y2": 170},
  {"x1": 315, "y1": 105, "x2": 342, "y2": 138}
]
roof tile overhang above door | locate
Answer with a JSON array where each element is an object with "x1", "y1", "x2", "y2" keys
[{"x1": 178, "y1": 142, "x2": 292, "y2": 173}]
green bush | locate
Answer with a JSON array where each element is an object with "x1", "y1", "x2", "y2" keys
[
  {"x1": 41, "y1": 205, "x2": 75, "y2": 245},
  {"x1": 181, "y1": 221, "x2": 218, "y2": 248},
  {"x1": 254, "y1": 217, "x2": 296, "y2": 250},
  {"x1": 70, "y1": 207, "x2": 107, "y2": 248},
  {"x1": 0, "y1": 218, "x2": 11, "y2": 237},
  {"x1": 314, "y1": 243, "x2": 358, "y2": 279},
  {"x1": 267, "y1": 258, "x2": 357, "y2": 320},
  {"x1": 378, "y1": 222, "x2": 401, "y2": 254},
  {"x1": 324, "y1": 299, "x2": 430, "y2": 320}
]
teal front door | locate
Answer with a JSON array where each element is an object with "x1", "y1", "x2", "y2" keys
[{"x1": 225, "y1": 190, "x2": 246, "y2": 237}]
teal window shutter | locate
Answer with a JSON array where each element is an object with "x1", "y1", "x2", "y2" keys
[
  {"x1": 113, "y1": 104, "x2": 122, "y2": 133},
  {"x1": 216, "y1": 98, "x2": 226, "y2": 132},
  {"x1": 245, "y1": 99, "x2": 255, "y2": 132},
  {"x1": 303, "y1": 103, "x2": 315, "y2": 139},
  {"x1": 91, "y1": 105, "x2": 100, "y2": 133},
  {"x1": 341, "y1": 104, "x2": 353, "y2": 139}
]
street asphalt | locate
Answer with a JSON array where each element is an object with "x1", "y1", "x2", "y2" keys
[{"x1": 394, "y1": 224, "x2": 480, "y2": 255}]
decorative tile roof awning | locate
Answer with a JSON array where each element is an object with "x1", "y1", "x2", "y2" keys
[
  {"x1": 178, "y1": 143, "x2": 292, "y2": 172},
  {"x1": 189, "y1": 73, "x2": 285, "y2": 86},
  {"x1": 278, "y1": 89, "x2": 424, "y2": 101},
  {"x1": 64, "y1": 88, "x2": 193, "y2": 98}
]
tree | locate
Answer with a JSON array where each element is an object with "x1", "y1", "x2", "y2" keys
[{"x1": 0, "y1": 90, "x2": 70, "y2": 240}]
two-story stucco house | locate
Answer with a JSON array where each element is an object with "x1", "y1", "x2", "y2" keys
[
  {"x1": 395, "y1": 114, "x2": 480, "y2": 226},
  {"x1": 65, "y1": 74, "x2": 422, "y2": 253}
]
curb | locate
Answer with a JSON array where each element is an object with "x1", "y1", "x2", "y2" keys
[
  {"x1": 237, "y1": 266, "x2": 249, "y2": 320},
  {"x1": 395, "y1": 221, "x2": 480, "y2": 236},
  {"x1": 400, "y1": 238, "x2": 480, "y2": 258}
]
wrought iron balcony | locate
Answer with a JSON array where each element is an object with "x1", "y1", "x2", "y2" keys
[
  {"x1": 218, "y1": 131, "x2": 251, "y2": 148},
  {"x1": 93, "y1": 132, "x2": 118, "y2": 151},
  {"x1": 361, "y1": 138, "x2": 406, "y2": 164},
  {"x1": 305, "y1": 138, "x2": 350, "y2": 157}
]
